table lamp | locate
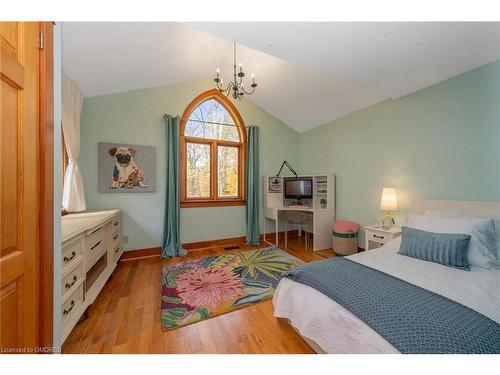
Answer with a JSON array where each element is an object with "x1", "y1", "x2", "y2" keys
[{"x1": 380, "y1": 187, "x2": 398, "y2": 229}]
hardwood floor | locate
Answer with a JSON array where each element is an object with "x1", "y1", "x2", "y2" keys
[{"x1": 62, "y1": 237, "x2": 335, "y2": 354}]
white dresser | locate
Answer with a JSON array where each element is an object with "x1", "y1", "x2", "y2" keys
[
  {"x1": 363, "y1": 225, "x2": 401, "y2": 251},
  {"x1": 60, "y1": 209, "x2": 123, "y2": 344}
]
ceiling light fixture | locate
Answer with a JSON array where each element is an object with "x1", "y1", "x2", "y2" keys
[{"x1": 214, "y1": 43, "x2": 257, "y2": 100}]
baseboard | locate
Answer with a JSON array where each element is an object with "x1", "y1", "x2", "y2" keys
[
  {"x1": 183, "y1": 235, "x2": 248, "y2": 251},
  {"x1": 120, "y1": 246, "x2": 162, "y2": 261},
  {"x1": 183, "y1": 230, "x2": 298, "y2": 251},
  {"x1": 120, "y1": 230, "x2": 299, "y2": 261}
]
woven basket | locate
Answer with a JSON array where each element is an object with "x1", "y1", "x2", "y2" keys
[{"x1": 332, "y1": 231, "x2": 358, "y2": 255}]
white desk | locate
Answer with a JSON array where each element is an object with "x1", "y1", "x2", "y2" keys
[
  {"x1": 264, "y1": 206, "x2": 334, "y2": 251},
  {"x1": 263, "y1": 174, "x2": 335, "y2": 251}
]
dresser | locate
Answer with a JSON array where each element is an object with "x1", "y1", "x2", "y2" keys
[
  {"x1": 60, "y1": 210, "x2": 123, "y2": 344},
  {"x1": 363, "y1": 225, "x2": 401, "y2": 251}
]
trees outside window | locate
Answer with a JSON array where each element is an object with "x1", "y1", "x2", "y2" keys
[{"x1": 180, "y1": 89, "x2": 246, "y2": 207}]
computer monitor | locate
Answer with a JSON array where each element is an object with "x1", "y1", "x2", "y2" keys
[{"x1": 284, "y1": 178, "x2": 313, "y2": 199}]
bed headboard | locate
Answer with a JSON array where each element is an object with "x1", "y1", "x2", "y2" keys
[{"x1": 411, "y1": 199, "x2": 500, "y2": 219}]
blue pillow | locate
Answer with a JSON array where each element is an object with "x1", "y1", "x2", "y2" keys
[{"x1": 398, "y1": 226, "x2": 471, "y2": 270}]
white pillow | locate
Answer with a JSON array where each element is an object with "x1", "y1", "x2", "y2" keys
[
  {"x1": 424, "y1": 210, "x2": 500, "y2": 261},
  {"x1": 406, "y1": 214, "x2": 499, "y2": 269},
  {"x1": 424, "y1": 210, "x2": 472, "y2": 218}
]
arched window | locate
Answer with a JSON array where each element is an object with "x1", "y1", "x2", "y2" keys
[{"x1": 180, "y1": 89, "x2": 246, "y2": 207}]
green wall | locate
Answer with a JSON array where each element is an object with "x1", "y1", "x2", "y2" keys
[
  {"x1": 80, "y1": 80, "x2": 299, "y2": 250},
  {"x1": 80, "y1": 61, "x2": 500, "y2": 251},
  {"x1": 299, "y1": 61, "x2": 500, "y2": 245}
]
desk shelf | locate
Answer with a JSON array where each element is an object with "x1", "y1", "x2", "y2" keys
[
  {"x1": 313, "y1": 176, "x2": 330, "y2": 209},
  {"x1": 263, "y1": 174, "x2": 335, "y2": 251}
]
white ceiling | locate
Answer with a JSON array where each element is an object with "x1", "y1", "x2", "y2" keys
[{"x1": 62, "y1": 22, "x2": 500, "y2": 133}]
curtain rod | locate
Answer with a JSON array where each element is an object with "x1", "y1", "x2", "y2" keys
[{"x1": 163, "y1": 114, "x2": 259, "y2": 129}]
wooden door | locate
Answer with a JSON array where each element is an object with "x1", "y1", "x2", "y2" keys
[{"x1": 0, "y1": 22, "x2": 42, "y2": 352}]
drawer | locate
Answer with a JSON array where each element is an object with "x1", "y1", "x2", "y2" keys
[
  {"x1": 61, "y1": 261, "x2": 84, "y2": 301},
  {"x1": 366, "y1": 230, "x2": 390, "y2": 244},
  {"x1": 61, "y1": 282, "x2": 84, "y2": 327},
  {"x1": 85, "y1": 225, "x2": 107, "y2": 272},
  {"x1": 112, "y1": 241, "x2": 123, "y2": 262},
  {"x1": 111, "y1": 214, "x2": 121, "y2": 233},
  {"x1": 61, "y1": 238, "x2": 82, "y2": 271}
]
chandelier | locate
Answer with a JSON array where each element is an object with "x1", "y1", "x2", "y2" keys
[{"x1": 214, "y1": 43, "x2": 257, "y2": 100}]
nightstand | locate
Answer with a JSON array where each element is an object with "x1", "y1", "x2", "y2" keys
[{"x1": 363, "y1": 226, "x2": 402, "y2": 251}]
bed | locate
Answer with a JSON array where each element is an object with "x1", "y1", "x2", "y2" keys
[{"x1": 272, "y1": 200, "x2": 500, "y2": 354}]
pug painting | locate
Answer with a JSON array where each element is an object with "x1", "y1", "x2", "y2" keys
[
  {"x1": 108, "y1": 146, "x2": 149, "y2": 189},
  {"x1": 98, "y1": 142, "x2": 155, "y2": 193}
]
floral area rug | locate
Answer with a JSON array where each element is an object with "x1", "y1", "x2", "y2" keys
[{"x1": 161, "y1": 246, "x2": 303, "y2": 330}]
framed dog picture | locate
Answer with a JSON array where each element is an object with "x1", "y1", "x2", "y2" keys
[{"x1": 98, "y1": 142, "x2": 156, "y2": 193}]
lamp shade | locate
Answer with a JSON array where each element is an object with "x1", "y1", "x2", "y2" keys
[{"x1": 380, "y1": 188, "x2": 398, "y2": 211}]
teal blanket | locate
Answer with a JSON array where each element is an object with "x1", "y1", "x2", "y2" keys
[{"x1": 286, "y1": 258, "x2": 500, "y2": 353}]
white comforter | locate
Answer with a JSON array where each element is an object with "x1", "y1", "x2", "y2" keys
[{"x1": 273, "y1": 238, "x2": 500, "y2": 353}]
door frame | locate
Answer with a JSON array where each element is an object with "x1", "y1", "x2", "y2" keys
[{"x1": 38, "y1": 21, "x2": 54, "y2": 349}]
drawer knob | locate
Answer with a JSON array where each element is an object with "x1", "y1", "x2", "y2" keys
[
  {"x1": 65, "y1": 275, "x2": 77, "y2": 289},
  {"x1": 63, "y1": 300, "x2": 75, "y2": 316},
  {"x1": 64, "y1": 251, "x2": 76, "y2": 263},
  {"x1": 114, "y1": 246, "x2": 120, "y2": 253},
  {"x1": 373, "y1": 234, "x2": 385, "y2": 239},
  {"x1": 113, "y1": 221, "x2": 119, "y2": 226},
  {"x1": 113, "y1": 234, "x2": 118, "y2": 240},
  {"x1": 90, "y1": 240, "x2": 102, "y2": 250}
]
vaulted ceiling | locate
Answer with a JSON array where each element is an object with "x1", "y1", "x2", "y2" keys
[{"x1": 62, "y1": 22, "x2": 500, "y2": 133}]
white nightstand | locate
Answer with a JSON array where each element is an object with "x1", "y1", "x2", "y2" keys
[{"x1": 363, "y1": 226, "x2": 402, "y2": 251}]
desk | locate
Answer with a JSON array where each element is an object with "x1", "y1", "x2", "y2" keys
[
  {"x1": 263, "y1": 174, "x2": 335, "y2": 251},
  {"x1": 264, "y1": 206, "x2": 333, "y2": 251}
]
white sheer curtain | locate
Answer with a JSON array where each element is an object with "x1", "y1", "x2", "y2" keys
[{"x1": 62, "y1": 75, "x2": 86, "y2": 212}]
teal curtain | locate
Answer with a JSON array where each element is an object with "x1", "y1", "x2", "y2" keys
[
  {"x1": 245, "y1": 126, "x2": 260, "y2": 245},
  {"x1": 162, "y1": 115, "x2": 187, "y2": 258}
]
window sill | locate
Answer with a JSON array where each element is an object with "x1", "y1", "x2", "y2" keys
[{"x1": 181, "y1": 199, "x2": 246, "y2": 208}]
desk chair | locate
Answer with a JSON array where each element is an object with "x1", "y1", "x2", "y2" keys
[{"x1": 284, "y1": 211, "x2": 313, "y2": 250}]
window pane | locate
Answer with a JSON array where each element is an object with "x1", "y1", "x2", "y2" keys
[
  {"x1": 186, "y1": 142, "x2": 211, "y2": 198},
  {"x1": 217, "y1": 146, "x2": 239, "y2": 198},
  {"x1": 185, "y1": 99, "x2": 240, "y2": 142}
]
